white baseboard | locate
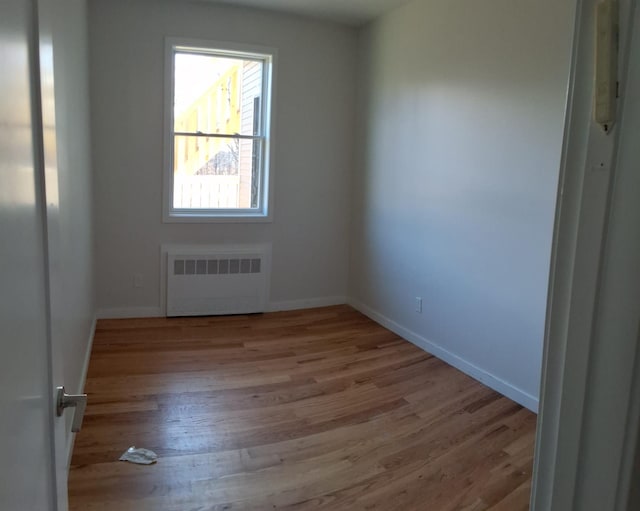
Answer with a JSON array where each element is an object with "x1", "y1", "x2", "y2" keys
[
  {"x1": 96, "y1": 299, "x2": 347, "y2": 319},
  {"x1": 96, "y1": 307, "x2": 163, "y2": 319},
  {"x1": 66, "y1": 315, "x2": 97, "y2": 469},
  {"x1": 267, "y1": 296, "x2": 347, "y2": 312},
  {"x1": 347, "y1": 297, "x2": 539, "y2": 413},
  {"x1": 78, "y1": 316, "x2": 97, "y2": 394}
]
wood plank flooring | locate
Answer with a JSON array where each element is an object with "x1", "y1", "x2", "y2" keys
[{"x1": 68, "y1": 305, "x2": 536, "y2": 510}]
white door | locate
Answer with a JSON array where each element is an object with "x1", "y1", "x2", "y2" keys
[
  {"x1": 0, "y1": 0, "x2": 67, "y2": 509},
  {"x1": 37, "y1": 0, "x2": 67, "y2": 508}
]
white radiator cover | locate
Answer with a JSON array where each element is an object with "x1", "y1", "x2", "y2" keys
[{"x1": 165, "y1": 244, "x2": 270, "y2": 317}]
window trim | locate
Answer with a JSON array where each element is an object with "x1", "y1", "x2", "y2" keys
[{"x1": 163, "y1": 37, "x2": 276, "y2": 223}]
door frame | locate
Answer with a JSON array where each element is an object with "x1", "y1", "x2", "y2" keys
[{"x1": 532, "y1": 0, "x2": 640, "y2": 509}]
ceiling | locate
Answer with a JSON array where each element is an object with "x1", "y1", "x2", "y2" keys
[{"x1": 205, "y1": 0, "x2": 414, "y2": 26}]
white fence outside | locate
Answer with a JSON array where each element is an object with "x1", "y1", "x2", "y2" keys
[{"x1": 173, "y1": 174, "x2": 240, "y2": 209}]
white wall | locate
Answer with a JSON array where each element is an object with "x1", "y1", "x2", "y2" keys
[
  {"x1": 49, "y1": 0, "x2": 95, "y2": 447},
  {"x1": 89, "y1": 0, "x2": 357, "y2": 315},
  {"x1": 350, "y1": 0, "x2": 574, "y2": 409}
]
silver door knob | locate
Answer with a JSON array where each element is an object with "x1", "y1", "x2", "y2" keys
[{"x1": 56, "y1": 386, "x2": 87, "y2": 433}]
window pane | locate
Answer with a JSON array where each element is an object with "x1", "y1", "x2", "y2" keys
[
  {"x1": 174, "y1": 52, "x2": 263, "y2": 137},
  {"x1": 173, "y1": 135, "x2": 261, "y2": 210}
]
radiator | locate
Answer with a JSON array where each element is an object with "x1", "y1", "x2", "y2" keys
[{"x1": 165, "y1": 244, "x2": 270, "y2": 317}]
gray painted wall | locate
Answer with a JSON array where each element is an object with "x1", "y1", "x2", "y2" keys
[
  {"x1": 350, "y1": 0, "x2": 574, "y2": 408},
  {"x1": 50, "y1": 0, "x2": 95, "y2": 449},
  {"x1": 88, "y1": 0, "x2": 357, "y2": 315}
]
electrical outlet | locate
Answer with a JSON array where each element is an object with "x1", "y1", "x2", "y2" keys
[
  {"x1": 133, "y1": 273, "x2": 143, "y2": 288},
  {"x1": 415, "y1": 297, "x2": 423, "y2": 313}
]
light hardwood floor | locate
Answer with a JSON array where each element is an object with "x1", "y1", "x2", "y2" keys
[{"x1": 68, "y1": 305, "x2": 536, "y2": 510}]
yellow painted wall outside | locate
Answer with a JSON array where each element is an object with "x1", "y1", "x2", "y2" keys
[{"x1": 174, "y1": 62, "x2": 242, "y2": 177}]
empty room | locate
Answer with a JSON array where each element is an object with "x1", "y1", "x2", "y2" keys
[{"x1": 2, "y1": 0, "x2": 640, "y2": 510}]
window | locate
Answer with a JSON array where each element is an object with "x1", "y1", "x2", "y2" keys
[{"x1": 164, "y1": 39, "x2": 274, "y2": 221}]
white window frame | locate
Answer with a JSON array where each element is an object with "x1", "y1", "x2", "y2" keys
[{"x1": 163, "y1": 38, "x2": 275, "y2": 223}]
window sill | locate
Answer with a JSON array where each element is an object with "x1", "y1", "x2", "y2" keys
[{"x1": 163, "y1": 211, "x2": 272, "y2": 224}]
